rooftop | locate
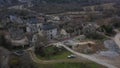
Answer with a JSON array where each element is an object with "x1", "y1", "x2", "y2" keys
[
  {"x1": 42, "y1": 24, "x2": 57, "y2": 30},
  {"x1": 28, "y1": 17, "x2": 39, "y2": 24}
]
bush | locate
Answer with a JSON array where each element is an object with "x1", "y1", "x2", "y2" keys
[
  {"x1": 100, "y1": 25, "x2": 114, "y2": 35},
  {"x1": 86, "y1": 32, "x2": 105, "y2": 39}
]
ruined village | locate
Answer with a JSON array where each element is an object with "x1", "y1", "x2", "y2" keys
[{"x1": 0, "y1": 1, "x2": 120, "y2": 68}]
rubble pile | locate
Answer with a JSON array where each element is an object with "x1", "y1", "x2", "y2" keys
[{"x1": 99, "y1": 40, "x2": 120, "y2": 58}]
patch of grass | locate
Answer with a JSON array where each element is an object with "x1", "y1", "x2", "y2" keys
[
  {"x1": 37, "y1": 49, "x2": 72, "y2": 60},
  {"x1": 35, "y1": 62, "x2": 106, "y2": 68},
  {"x1": 49, "y1": 51, "x2": 71, "y2": 60},
  {"x1": 35, "y1": 46, "x2": 72, "y2": 60}
]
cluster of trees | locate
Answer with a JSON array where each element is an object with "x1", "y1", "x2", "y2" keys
[
  {"x1": 35, "y1": 46, "x2": 64, "y2": 59},
  {"x1": 85, "y1": 31, "x2": 105, "y2": 39}
]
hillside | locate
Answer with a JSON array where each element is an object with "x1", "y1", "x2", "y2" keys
[
  {"x1": 0, "y1": 0, "x2": 120, "y2": 8},
  {"x1": 30, "y1": 0, "x2": 119, "y2": 6},
  {"x1": 0, "y1": 0, "x2": 19, "y2": 7}
]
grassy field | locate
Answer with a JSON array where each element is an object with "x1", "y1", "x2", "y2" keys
[
  {"x1": 49, "y1": 51, "x2": 71, "y2": 60},
  {"x1": 37, "y1": 50, "x2": 72, "y2": 60},
  {"x1": 35, "y1": 46, "x2": 106, "y2": 68},
  {"x1": 36, "y1": 46, "x2": 72, "y2": 60},
  {"x1": 35, "y1": 62, "x2": 106, "y2": 68}
]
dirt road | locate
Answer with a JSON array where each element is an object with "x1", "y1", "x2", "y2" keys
[{"x1": 58, "y1": 42, "x2": 117, "y2": 68}]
